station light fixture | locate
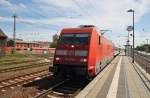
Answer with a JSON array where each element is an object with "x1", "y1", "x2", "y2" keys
[{"x1": 127, "y1": 9, "x2": 135, "y2": 63}]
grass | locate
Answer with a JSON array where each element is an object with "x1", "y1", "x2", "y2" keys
[
  {"x1": 0, "y1": 58, "x2": 39, "y2": 66},
  {"x1": 0, "y1": 61, "x2": 49, "y2": 70},
  {"x1": 0, "y1": 52, "x2": 53, "y2": 71},
  {"x1": 1, "y1": 52, "x2": 54, "y2": 61},
  {"x1": 5, "y1": 53, "x2": 28, "y2": 58}
]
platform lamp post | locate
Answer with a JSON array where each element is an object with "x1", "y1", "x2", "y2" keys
[
  {"x1": 126, "y1": 26, "x2": 133, "y2": 56},
  {"x1": 127, "y1": 9, "x2": 135, "y2": 63},
  {"x1": 12, "y1": 14, "x2": 17, "y2": 54},
  {"x1": 146, "y1": 39, "x2": 149, "y2": 53},
  {"x1": 146, "y1": 39, "x2": 149, "y2": 45},
  {"x1": 5, "y1": 0, "x2": 17, "y2": 54}
]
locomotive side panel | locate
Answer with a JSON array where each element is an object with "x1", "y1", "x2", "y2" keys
[
  {"x1": 88, "y1": 31, "x2": 115, "y2": 77},
  {"x1": 87, "y1": 29, "x2": 98, "y2": 77}
]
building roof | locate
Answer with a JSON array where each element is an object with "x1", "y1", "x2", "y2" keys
[
  {"x1": 15, "y1": 40, "x2": 38, "y2": 44},
  {"x1": 0, "y1": 29, "x2": 7, "y2": 38}
]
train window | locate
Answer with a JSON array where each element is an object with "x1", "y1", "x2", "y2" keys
[
  {"x1": 59, "y1": 34, "x2": 74, "y2": 44},
  {"x1": 61, "y1": 34, "x2": 74, "y2": 37},
  {"x1": 99, "y1": 36, "x2": 101, "y2": 45},
  {"x1": 59, "y1": 33, "x2": 89, "y2": 45},
  {"x1": 75, "y1": 34, "x2": 89, "y2": 44},
  {"x1": 76, "y1": 34, "x2": 89, "y2": 37}
]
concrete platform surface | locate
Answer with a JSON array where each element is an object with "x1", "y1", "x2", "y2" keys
[{"x1": 76, "y1": 55, "x2": 150, "y2": 98}]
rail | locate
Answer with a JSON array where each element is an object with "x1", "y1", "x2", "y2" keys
[
  {"x1": 33, "y1": 80, "x2": 67, "y2": 98},
  {"x1": 0, "y1": 69, "x2": 51, "y2": 90},
  {"x1": 0, "y1": 62, "x2": 50, "y2": 73},
  {"x1": 0, "y1": 59, "x2": 43, "y2": 67},
  {"x1": 33, "y1": 78, "x2": 85, "y2": 98}
]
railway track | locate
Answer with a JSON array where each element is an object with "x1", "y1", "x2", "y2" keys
[
  {"x1": 0, "y1": 69, "x2": 51, "y2": 92},
  {"x1": 0, "y1": 59, "x2": 39, "y2": 65},
  {"x1": 135, "y1": 53, "x2": 150, "y2": 62},
  {"x1": 0, "y1": 57, "x2": 52, "y2": 66},
  {"x1": 136, "y1": 51, "x2": 150, "y2": 59},
  {"x1": 33, "y1": 78, "x2": 88, "y2": 98},
  {"x1": 32, "y1": 56, "x2": 119, "y2": 98},
  {"x1": 0, "y1": 62, "x2": 50, "y2": 73},
  {"x1": 33, "y1": 54, "x2": 119, "y2": 98},
  {"x1": 134, "y1": 53, "x2": 150, "y2": 74},
  {"x1": 0, "y1": 57, "x2": 53, "y2": 73},
  {"x1": 133, "y1": 63, "x2": 150, "y2": 92},
  {"x1": 0, "y1": 59, "x2": 16, "y2": 62}
]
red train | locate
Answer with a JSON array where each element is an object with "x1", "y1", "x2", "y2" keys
[{"x1": 51, "y1": 25, "x2": 115, "y2": 79}]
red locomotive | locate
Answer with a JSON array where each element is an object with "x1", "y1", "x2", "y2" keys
[{"x1": 51, "y1": 25, "x2": 115, "y2": 79}]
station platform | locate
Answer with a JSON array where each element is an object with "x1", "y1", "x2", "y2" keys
[{"x1": 76, "y1": 54, "x2": 150, "y2": 98}]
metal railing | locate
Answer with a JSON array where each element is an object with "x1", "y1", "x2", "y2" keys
[{"x1": 128, "y1": 49, "x2": 150, "y2": 74}]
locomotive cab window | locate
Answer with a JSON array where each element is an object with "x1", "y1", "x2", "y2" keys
[
  {"x1": 59, "y1": 34, "x2": 74, "y2": 44},
  {"x1": 75, "y1": 34, "x2": 89, "y2": 44},
  {"x1": 59, "y1": 33, "x2": 90, "y2": 45}
]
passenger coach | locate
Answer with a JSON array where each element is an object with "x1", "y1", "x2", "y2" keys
[{"x1": 51, "y1": 25, "x2": 115, "y2": 78}]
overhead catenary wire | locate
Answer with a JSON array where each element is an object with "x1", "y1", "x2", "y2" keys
[
  {"x1": 1, "y1": 0, "x2": 104, "y2": 41},
  {"x1": 86, "y1": 0, "x2": 101, "y2": 21},
  {"x1": 1, "y1": 0, "x2": 99, "y2": 27},
  {"x1": 70, "y1": 0, "x2": 99, "y2": 26}
]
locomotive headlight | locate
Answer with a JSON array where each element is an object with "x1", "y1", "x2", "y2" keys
[
  {"x1": 80, "y1": 58, "x2": 87, "y2": 62},
  {"x1": 55, "y1": 57, "x2": 60, "y2": 61},
  {"x1": 89, "y1": 66, "x2": 94, "y2": 70}
]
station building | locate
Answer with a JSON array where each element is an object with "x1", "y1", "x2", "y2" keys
[
  {"x1": 0, "y1": 29, "x2": 7, "y2": 57},
  {"x1": 15, "y1": 40, "x2": 40, "y2": 50},
  {"x1": 6, "y1": 39, "x2": 52, "y2": 53}
]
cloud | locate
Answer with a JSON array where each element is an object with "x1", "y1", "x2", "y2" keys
[
  {"x1": 0, "y1": 0, "x2": 27, "y2": 13},
  {"x1": 0, "y1": 16, "x2": 12, "y2": 22},
  {"x1": 16, "y1": 29, "x2": 57, "y2": 42},
  {"x1": 31, "y1": 0, "x2": 150, "y2": 28},
  {"x1": 0, "y1": 0, "x2": 150, "y2": 46},
  {"x1": 0, "y1": 16, "x2": 95, "y2": 27},
  {"x1": 33, "y1": 0, "x2": 75, "y2": 8}
]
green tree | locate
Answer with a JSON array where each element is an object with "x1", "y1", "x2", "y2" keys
[
  {"x1": 136, "y1": 44, "x2": 150, "y2": 53},
  {"x1": 50, "y1": 34, "x2": 58, "y2": 48}
]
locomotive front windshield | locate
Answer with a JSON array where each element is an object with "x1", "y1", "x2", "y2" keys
[{"x1": 59, "y1": 33, "x2": 90, "y2": 45}]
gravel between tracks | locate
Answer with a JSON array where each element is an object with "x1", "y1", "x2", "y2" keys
[
  {"x1": 0, "y1": 73, "x2": 55, "y2": 98},
  {"x1": 0, "y1": 66, "x2": 50, "y2": 81}
]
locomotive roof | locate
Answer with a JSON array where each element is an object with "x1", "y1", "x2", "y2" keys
[
  {"x1": 62, "y1": 27, "x2": 95, "y2": 30},
  {"x1": 61, "y1": 27, "x2": 100, "y2": 34}
]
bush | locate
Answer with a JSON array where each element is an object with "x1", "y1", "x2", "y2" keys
[
  {"x1": 136, "y1": 44, "x2": 150, "y2": 53},
  {"x1": 50, "y1": 42, "x2": 57, "y2": 48}
]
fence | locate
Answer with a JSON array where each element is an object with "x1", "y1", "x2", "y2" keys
[{"x1": 128, "y1": 48, "x2": 150, "y2": 74}]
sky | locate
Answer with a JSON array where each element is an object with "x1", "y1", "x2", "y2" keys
[{"x1": 0, "y1": 0, "x2": 150, "y2": 47}]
